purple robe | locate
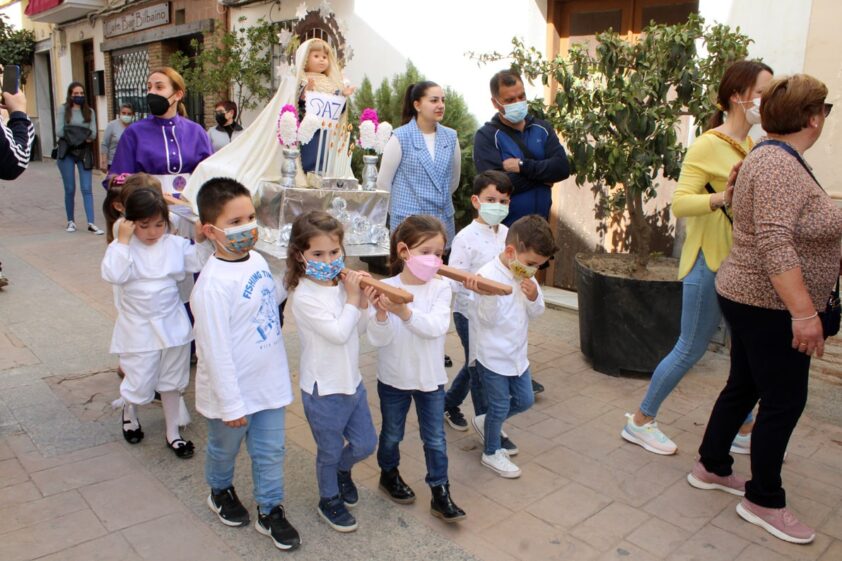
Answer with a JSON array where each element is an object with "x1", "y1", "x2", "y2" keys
[{"x1": 106, "y1": 115, "x2": 212, "y2": 187}]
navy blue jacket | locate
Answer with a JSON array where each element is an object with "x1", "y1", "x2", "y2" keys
[{"x1": 473, "y1": 114, "x2": 569, "y2": 196}]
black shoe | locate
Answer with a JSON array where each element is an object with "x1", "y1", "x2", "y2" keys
[
  {"x1": 532, "y1": 378, "x2": 545, "y2": 395},
  {"x1": 444, "y1": 407, "x2": 468, "y2": 431},
  {"x1": 379, "y1": 468, "x2": 416, "y2": 504},
  {"x1": 501, "y1": 435, "x2": 519, "y2": 456},
  {"x1": 121, "y1": 406, "x2": 143, "y2": 444},
  {"x1": 337, "y1": 470, "x2": 358, "y2": 507},
  {"x1": 430, "y1": 483, "x2": 466, "y2": 523},
  {"x1": 166, "y1": 437, "x2": 194, "y2": 459},
  {"x1": 256, "y1": 505, "x2": 301, "y2": 550},
  {"x1": 444, "y1": 354, "x2": 453, "y2": 367},
  {"x1": 318, "y1": 495, "x2": 358, "y2": 532},
  {"x1": 153, "y1": 391, "x2": 161, "y2": 402},
  {"x1": 207, "y1": 487, "x2": 250, "y2": 527}
]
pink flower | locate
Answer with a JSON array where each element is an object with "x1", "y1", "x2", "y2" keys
[
  {"x1": 281, "y1": 104, "x2": 299, "y2": 119},
  {"x1": 360, "y1": 108, "x2": 379, "y2": 128}
]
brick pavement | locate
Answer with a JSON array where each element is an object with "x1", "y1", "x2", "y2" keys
[{"x1": 1, "y1": 162, "x2": 841, "y2": 561}]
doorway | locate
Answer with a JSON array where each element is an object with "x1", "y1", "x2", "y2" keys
[{"x1": 33, "y1": 50, "x2": 56, "y2": 159}]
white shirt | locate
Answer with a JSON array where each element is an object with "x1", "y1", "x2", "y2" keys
[
  {"x1": 475, "y1": 257, "x2": 545, "y2": 377},
  {"x1": 101, "y1": 234, "x2": 212, "y2": 354},
  {"x1": 366, "y1": 276, "x2": 452, "y2": 391},
  {"x1": 191, "y1": 252, "x2": 293, "y2": 421},
  {"x1": 291, "y1": 278, "x2": 367, "y2": 396},
  {"x1": 448, "y1": 220, "x2": 509, "y2": 317},
  {"x1": 376, "y1": 135, "x2": 461, "y2": 194}
]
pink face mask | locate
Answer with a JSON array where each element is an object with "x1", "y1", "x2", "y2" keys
[{"x1": 405, "y1": 253, "x2": 442, "y2": 282}]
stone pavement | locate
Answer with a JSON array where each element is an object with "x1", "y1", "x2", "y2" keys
[{"x1": 1, "y1": 161, "x2": 841, "y2": 561}]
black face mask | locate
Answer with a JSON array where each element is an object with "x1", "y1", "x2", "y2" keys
[
  {"x1": 215, "y1": 112, "x2": 228, "y2": 127},
  {"x1": 146, "y1": 93, "x2": 172, "y2": 116}
]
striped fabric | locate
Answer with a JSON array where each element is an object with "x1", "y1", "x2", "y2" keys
[
  {"x1": 0, "y1": 114, "x2": 34, "y2": 180},
  {"x1": 389, "y1": 119, "x2": 457, "y2": 246}
]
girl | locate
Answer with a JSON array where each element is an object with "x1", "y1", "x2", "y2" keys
[
  {"x1": 377, "y1": 81, "x2": 461, "y2": 247},
  {"x1": 56, "y1": 81, "x2": 103, "y2": 235},
  {"x1": 294, "y1": 38, "x2": 356, "y2": 173},
  {"x1": 103, "y1": 174, "x2": 164, "y2": 244},
  {"x1": 366, "y1": 215, "x2": 466, "y2": 523},
  {"x1": 287, "y1": 211, "x2": 377, "y2": 533},
  {"x1": 101, "y1": 188, "x2": 212, "y2": 458},
  {"x1": 621, "y1": 60, "x2": 774, "y2": 455}
]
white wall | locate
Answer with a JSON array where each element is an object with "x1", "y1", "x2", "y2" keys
[{"x1": 232, "y1": 0, "x2": 548, "y2": 125}]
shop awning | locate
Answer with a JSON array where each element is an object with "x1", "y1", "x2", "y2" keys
[
  {"x1": 24, "y1": 0, "x2": 62, "y2": 16},
  {"x1": 25, "y1": 0, "x2": 105, "y2": 23}
]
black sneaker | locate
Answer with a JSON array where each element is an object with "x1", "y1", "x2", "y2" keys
[
  {"x1": 207, "y1": 487, "x2": 250, "y2": 527},
  {"x1": 444, "y1": 354, "x2": 453, "y2": 367},
  {"x1": 337, "y1": 469, "x2": 358, "y2": 507},
  {"x1": 318, "y1": 495, "x2": 358, "y2": 532},
  {"x1": 532, "y1": 378, "x2": 545, "y2": 395},
  {"x1": 256, "y1": 505, "x2": 301, "y2": 550},
  {"x1": 500, "y1": 435, "x2": 519, "y2": 456},
  {"x1": 444, "y1": 407, "x2": 469, "y2": 431}
]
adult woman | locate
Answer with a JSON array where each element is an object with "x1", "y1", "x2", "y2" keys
[
  {"x1": 108, "y1": 67, "x2": 212, "y2": 193},
  {"x1": 101, "y1": 103, "x2": 135, "y2": 171},
  {"x1": 377, "y1": 81, "x2": 461, "y2": 247},
  {"x1": 622, "y1": 61, "x2": 773, "y2": 455},
  {"x1": 690, "y1": 74, "x2": 841, "y2": 544},
  {"x1": 56, "y1": 82, "x2": 103, "y2": 234},
  {"x1": 207, "y1": 100, "x2": 243, "y2": 153}
]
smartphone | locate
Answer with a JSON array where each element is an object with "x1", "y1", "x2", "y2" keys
[{"x1": 2, "y1": 65, "x2": 21, "y2": 95}]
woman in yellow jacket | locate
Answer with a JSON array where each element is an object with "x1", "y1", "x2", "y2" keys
[{"x1": 621, "y1": 60, "x2": 774, "y2": 455}]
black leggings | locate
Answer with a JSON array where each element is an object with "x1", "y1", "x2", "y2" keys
[{"x1": 698, "y1": 295, "x2": 811, "y2": 509}]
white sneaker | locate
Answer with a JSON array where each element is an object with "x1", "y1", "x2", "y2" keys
[
  {"x1": 482, "y1": 449, "x2": 522, "y2": 478},
  {"x1": 731, "y1": 433, "x2": 751, "y2": 455},
  {"x1": 471, "y1": 414, "x2": 485, "y2": 442},
  {"x1": 66, "y1": 221, "x2": 77, "y2": 232},
  {"x1": 621, "y1": 413, "x2": 677, "y2": 455},
  {"x1": 88, "y1": 223, "x2": 105, "y2": 235}
]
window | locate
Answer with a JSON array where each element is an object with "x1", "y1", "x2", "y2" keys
[{"x1": 111, "y1": 46, "x2": 150, "y2": 119}]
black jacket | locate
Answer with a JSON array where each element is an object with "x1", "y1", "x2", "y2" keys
[
  {"x1": 0, "y1": 111, "x2": 34, "y2": 180},
  {"x1": 58, "y1": 125, "x2": 94, "y2": 170}
]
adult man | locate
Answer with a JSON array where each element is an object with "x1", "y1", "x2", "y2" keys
[
  {"x1": 473, "y1": 68, "x2": 570, "y2": 395},
  {"x1": 0, "y1": 66, "x2": 35, "y2": 288}
]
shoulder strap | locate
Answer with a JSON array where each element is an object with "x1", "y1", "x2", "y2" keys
[
  {"x1": 489, "y1": 120, "x2": 536, "y2": 160},
  {"x1": 704, "y1": 182, "x2": 733, "y2": 224},
  {"x1": 753, "y1": 139, "x2": 824, "y2": 191},
  {"x1": 704, "y1": 130, "x2": 750, "y2": 158}
]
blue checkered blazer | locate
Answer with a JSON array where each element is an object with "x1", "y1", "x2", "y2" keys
[{"x1": 389, "y1": 118, "x2": 457, "y2": 246}]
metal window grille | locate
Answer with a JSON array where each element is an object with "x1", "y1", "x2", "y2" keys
[{"x1": 111, "y1": 47, "x2": 150, "y2": 120}]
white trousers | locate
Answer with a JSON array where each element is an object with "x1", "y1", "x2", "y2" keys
[{"x1": 119, "y1": 343, "x2": 190, "y2": 405}]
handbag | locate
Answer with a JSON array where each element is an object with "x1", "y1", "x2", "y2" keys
[{"x1": 754, "y1": 139, "x2": 840, "y2": 337}]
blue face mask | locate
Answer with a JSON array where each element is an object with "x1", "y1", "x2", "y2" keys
[
  {"x1": 305, "y1": 256, "x2": 345, "y2": 281},
  {"x1": 72, "y1": 95, "x2": 86, "y2": 106},
  {"x1": 499, "y1": 99, "x2": 528, "y2": 124}
]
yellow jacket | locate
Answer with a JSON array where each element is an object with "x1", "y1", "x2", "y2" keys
[{"x1": 672, "y1": 131, "x2": 753, "y2": 279}]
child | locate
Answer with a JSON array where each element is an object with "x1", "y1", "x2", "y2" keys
[
  {"x1": 443, "y1": 171, "x2": 513, "y2": 450},
  {"x1": 294, "y1": 38, "x2": 355, "y2": 173},
  {"x1": 191, "y1": 178, "x2": 300, "y2": 551},
  {"x1": 287, "y1": 211, "x2": 377, "y2": 533},
  {"x1": 471, "y1": 215, "x2": 558, "y2": 479},
  {"x1": 103, "y1": 173, "x2": 163, "y2": 243},
  {"x1": 366, "y1": 215, "x2": 466, "y2": 523},
  {"x1": 101, "y1": 187, "x2": 211, "y2": 458}
]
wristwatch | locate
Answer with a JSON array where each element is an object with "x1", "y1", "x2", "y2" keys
[{"x1": 518, "y1": 159, "x2": 524, "y2": 169}]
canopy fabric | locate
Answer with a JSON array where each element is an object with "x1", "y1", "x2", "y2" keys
[{"x1": 24, "y1": 0, "x2": 62, "y2": 16}]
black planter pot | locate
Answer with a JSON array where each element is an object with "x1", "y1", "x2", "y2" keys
[{"x1": 575, "y1": 253, "x2": 683, "y2": 376}]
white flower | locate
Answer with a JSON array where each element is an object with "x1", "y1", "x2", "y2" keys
[
  {"x1": 275, "y1": 61, "x2": 291, "y2": 79},
  {"x1": 359, "y1": 120, "x2": 377, "y2": 150},
  {"x1": 297, "y1": 113, "x2": 321, "y2": 145},
  {"x1": 277, "y1": 29, "x2": 293, "y2": 47},
  {"x1": 374, "y1": 121, "x2": 393, "y2": 154},
  {"x1": 295, "y1": 1, "x2": 308, "y2": 20},
  {"x1": 277, "y1": 112, "x2": 299, "y2": 146},
  {"x1": 318, "y1": 0, "x2": 333, "y2": 16}
]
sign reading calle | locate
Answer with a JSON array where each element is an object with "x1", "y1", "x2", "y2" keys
[{"x1": 104, "y1": 3, "x2": 170, "y2": 39}]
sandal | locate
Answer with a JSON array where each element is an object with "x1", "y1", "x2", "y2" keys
[
  {"x1": 122, "y1": 417, "x2": 144, "y2": 444},
  {"x1": 166, "y1": 438, "x2": 195, "y2": 459}
]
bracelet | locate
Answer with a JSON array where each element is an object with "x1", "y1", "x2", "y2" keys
[{"x1": 791, "y1": 312, "x2": 818, "y2": 321}]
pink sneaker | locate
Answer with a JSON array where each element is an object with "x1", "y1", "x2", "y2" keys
[
  {"x1": 686, "y1": 460, "x2": 746, "y2": 496},
  {"x1": 736, "y1": 498, "x2": 815, "y2": 544}
]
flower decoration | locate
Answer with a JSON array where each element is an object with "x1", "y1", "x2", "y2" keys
[
  {"x1": 358, "y1": 120, "x2": 377, "y2": 151},
  {"x1": 375, "y1": 122, "x2": 393, "y2": 153},
  {"x1": 360, "y1": 108, "x2": 379, "y2": 128},
  {"x1": 295, "y1": 2, "x2": 308, "y2": 20},
  {"x1": 276, "y1": 105, "x2": 300, "y2": 147},
  {"x1": 277, "y1": 28, "x2": 293, "y2": 47},
  {"x1": 357, "y1": 107, "x2": 392, "y2": 155},
  {"x1": 297, "y1": 113, "x2": 321, "y2": 145}
]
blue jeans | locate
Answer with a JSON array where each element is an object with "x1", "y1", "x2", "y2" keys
[
  {"x1": 301, "y1": 382, "x2": 377, "y2": 499},
  {"x1": 478, "y1": 361, "x2": 534, "y2": 455},
  {"x1": 205, "y1": 407, "x2": 286, "y2": 514},
  {"x1": 377, "y1": 381, "x2": 449, "y2": 486},
  {"x1": 444, "y1": 312, "x2": 487, "y2": 415},
  {"x1": 57, "y1": 156, "x2": 94, "y2": 224}
]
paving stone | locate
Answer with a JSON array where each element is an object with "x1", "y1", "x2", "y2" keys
[
  {"x1": 480, "y1": 511, "x2": 600, "y2": 561},
  {"x1": 122, "y1": 511, "x2": 243, "y2": 561},
  {"x1": 642, "y1": 478, "x2": 736, "y2": 532},
  {"x1": 597, "y1": 542, "x2": 663, "y2": 561},
  {"x1": 626, "y1": 516, "x2": 692, "y2": 558},
  {"x1": 817, "y1": 540, "x2": 842, "y2": 561},
  {"x1": 0, "y1": 481, "x2": 41, "y2": 505},
  {"x1": 571, "y1": 501, "x2": 652, "y2": 551},
  {"x1": 35, "y1": 533, "x2": 143, "y2": 561},
  {"x1": 5, "y1": 433, "x2": 118, "y2": 473},
  {"x1": 79, "y1": 473, "x2": 183, "y2": 531},
  {"x1": 526, "y1": 482, "x2": 612, "y2": 528},
  {"x1": 668, "y1": 525, "x2": 751, "y2": 561},
  {"x1": 0, "y1": 458, "x2": 28, "y2": 488},
  {"x1": 0, "y1": 489, "x2": 87, "y2": 535},
  {"x1": 30, "y1": 451, "x2": 134, "y2": 496},
  {"x1": 0, "y1": 509, "x2": 107, "y2": 561}
]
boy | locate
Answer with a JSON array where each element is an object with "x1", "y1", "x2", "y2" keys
[
  {"x1": 191, "y1": 178, "x2": 300, "y2": 550},
  {"x1": 444, "y1": 170, "x2": 519, "y2": 455},
  {"x1": 472, "y1": 215, "x2": 558, "y2": 478}
]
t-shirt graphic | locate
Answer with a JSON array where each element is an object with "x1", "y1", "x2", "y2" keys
[{"x1": 254, "y1": 286, "x2": 281, "y2": 343}]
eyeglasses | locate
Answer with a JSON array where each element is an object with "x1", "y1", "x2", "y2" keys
[{"x1": 823, "y1": 103, "x2": 833, "y2": 117}]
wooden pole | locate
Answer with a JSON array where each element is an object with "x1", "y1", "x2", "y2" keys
[
  {"x1": 437, "y1": 265, "x2": 513, "y2": 295},
  {"x1": 340, "y1": 269, "x2": 414, "y2": 303}
]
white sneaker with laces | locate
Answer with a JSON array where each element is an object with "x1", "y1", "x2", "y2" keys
[
  {"x1": 482, "y1": 449, "x2": 522, "y2": 478},
  {"x1": 731, "y1": 433, "x2": 751, "y2": 455},
  {"x1": 88, "y1": 223, "x2": 105, "y2": 235},
  {"x1": 66, "y1": 221, "x2": 77, "y2": 233},
  {"x1": 621, "y1": 413, "x2": 677, "y2": 455},
  {"x1": 471, "y1": 414, "x2": 485, "y2": 441}
]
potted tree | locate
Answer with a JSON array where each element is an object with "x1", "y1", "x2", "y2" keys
[{"x1": 483, "y1": 15, "x2": 751, "y2": 374}]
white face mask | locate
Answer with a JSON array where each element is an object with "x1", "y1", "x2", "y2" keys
[{"x1": 742, "y1": 97, "x2": 762, "y2": 126}]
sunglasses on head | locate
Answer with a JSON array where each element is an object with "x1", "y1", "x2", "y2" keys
[{"x1": 823, "y1": 103, "x2": 833, "y2": 117}]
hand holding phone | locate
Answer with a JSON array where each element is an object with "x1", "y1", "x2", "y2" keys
[{"x1": 1, "y1": 65, "x2": 27, "y2": 114}]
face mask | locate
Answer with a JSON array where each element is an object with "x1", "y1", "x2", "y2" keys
[
  {"x1": 212, "y1": 221, "x2": 258, "y2": 254},
  {"x1": 499, "y1": 99, "x2": 528, "y2": 124},
  {"x1": 146, "y1": 93, "x2": 173, "y2": 116},
  {"x1": 119, "y1": 115, "x2": 133, "y2": 124},
  {"x1": 405, "y1": 253, "x2": 442, "y2": 282},
  {"x1": 304, "y1": 256, "x2": 345, "y2": 282},
  {"x1": 744, "y1": 97, "x2": 762, "y2": 126},
  {"x1": 72, "y1": 96, "x2": 86, "y2": 106},
  {"x1": 509, "y1": 256, "x2": 537, "y2": 279},
  {"x1": 478, "y1": 202, "x2": 509, "y2": 226},
  {"x1": 215, "y1": 112, "x2": 228, "y2": 127}
]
